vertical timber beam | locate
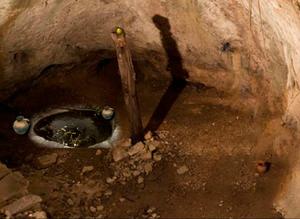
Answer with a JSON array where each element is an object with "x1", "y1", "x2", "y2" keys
[{"x1": 111, "y1": 27, "x2": 143, "y2": 142}]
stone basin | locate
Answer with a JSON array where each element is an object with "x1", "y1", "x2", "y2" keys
[{"x1": 29, "y1": 107, "x2": 121, "y2": 148}]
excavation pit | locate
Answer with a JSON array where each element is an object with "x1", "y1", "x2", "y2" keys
[{"x1": 29, "y1": 108, "x2": 120, "y2": 148}]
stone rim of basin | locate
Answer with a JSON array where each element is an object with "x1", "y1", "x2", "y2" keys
[{"x1": 28, "y1": 106, "x2": 121, "y2": 149}]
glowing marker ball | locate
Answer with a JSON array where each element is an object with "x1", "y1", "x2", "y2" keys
[
  {"x1": 13, "y1": 116, "x2": 31, "y2": 135},
  {"x1": 102, "y1": 106, "x2": 115, "y2": 120},
  {"x1": 115, "y1": 27, "x2": 124, "y2": 36}
]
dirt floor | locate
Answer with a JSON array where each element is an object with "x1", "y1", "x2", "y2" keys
[{"x1": 0, "y1": 59, "x2": 296, "y2": 218}]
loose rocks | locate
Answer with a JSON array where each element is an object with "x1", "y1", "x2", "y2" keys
[
  {"x1": 144, "y1": 131, "x2": 153, "y2": 140},
  {"x1": 81, "y1": 166, "x2": 94, "y2": 175},
  {"x1": 35, "y1": 153, "x2": 58, "y2": 169},
  {"x1": 1, "y1": 195, "x2": 42, "y2": 217},
  {"x1": 112, "y1": 147, "x2": 128, "y2": 162},
  {"x1": 128, "y1": 142, "x2": 145, "y2": 156},
  {"x1": 110, "y1": 137, "x2": 165, "y2": 185},
  {"x1": 95, "y1": 149, "x2": 102, "y2": 156},
  {"x1": 177, "y1": 165, "x2": 189, "y2": 175},
  {"x1": 30, "y1": 211, "x2": 47, "y2": 219}
]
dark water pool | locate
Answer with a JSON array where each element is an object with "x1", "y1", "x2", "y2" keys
[{"x1": 34, "y1": 110, "x2": 113, "y2": 147}]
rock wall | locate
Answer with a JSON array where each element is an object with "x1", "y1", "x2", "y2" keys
[
  {"x1": 0, "y1": 0, "x2": 300, "y2": 216},
  {"x1": 0, "y1": 0, "x2": 298, "y2": 115}
]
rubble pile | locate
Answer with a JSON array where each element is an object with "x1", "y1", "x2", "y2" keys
[{"x1": 109, "y1": 132, "x2": 164, "y2": 185}]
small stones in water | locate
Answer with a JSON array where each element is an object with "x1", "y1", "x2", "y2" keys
[
  {"x1": 81, "y1": 166, "x2": 94, "y2": 175},
  {"x1": 177, "y1": 165, "x2": 189, "y2": 175},
  {"x1": 35, "y1": 153, "x2": 58, "y2": 169},
  {"x1": 34, "y1": 109, "x2": 113, "y2": 148}
]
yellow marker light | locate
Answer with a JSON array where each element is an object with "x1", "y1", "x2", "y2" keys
[{"x1": 115, "y1": 27, "x2": 124, "y2": 35}]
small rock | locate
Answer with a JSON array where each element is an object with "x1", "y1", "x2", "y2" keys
[
  {"x1": 97, "y1": 205, "x2": 104, "y2": 211},
  {"x1": 218, "y1": 200, "x2": 224, "y2": 207},
  {"x1": 151, "y1": 212, "x2": 160, "y2": 219},
  {"x1": 144, "y1": 163, "x2": 153, "y2": 175},
  {"x1": 144, "y1": 131, "x2": 153, "y2": 140},
  {"x1": 177, "y1": 165, "x2": 189, "y2": 175},
  {"x1": 35, "y1": 153, "x2": 58, "y2": 169},
  {"x1": 104, "y1": 190, "x2": 112, "y2": 196},
  {"x1": 120, "y1": 138, "x2": 132, "y2": 148},
  {"x1": 112, "y1": 147, "x2": 128, "y2": 162},
  {"x1": 141, "y1": 151, "x2": 152, "y2": 160},
  {"x1": 147, "y1": 207, "x2": 156, "y2": 214},
  {"x1": 95, "y1": 149, "x2": 102, "y2": 156},
  {"x1": 90, "y1": 206, "x2": 97, "y2": 213},
  {"x1": 67, "y1": 198, "x2": 74, "y2": 206},
  {"x1": 106, "y1": 177, "x2": 115, "y2": 184},
  {"x1": 153, "y1": 153, "x2": 162, "y2": 162},
  {"x1": 1, "y1": 195, "x2": 42, "y2": 217},
  {"x1": 119, "y1": 197, "x2": 126, "y2": 202},
  {"x1": 147, "y1": 141, "x2": 159, "y2": 152},
  {"x1": 132, "y1": 170, "x2": 141, "y2": 177},
  {"x1": 128, "y1": 142, "x2": 145, "y2": 156},
  {"x1": 30, "y1": 211, "x2": 47, "y2": 219},
  {"x1": 81, "y1": 166, "x2": 94, "y2": 175},
  {"x1": 122, "y1": 168, "x2": 132, "y2": 178},
  {"x1": 137, "y1": 176, "x2": 144, "y2": 184}
]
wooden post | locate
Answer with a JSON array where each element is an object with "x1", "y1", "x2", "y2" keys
[{"x1": 111, "y1": 27, "x2": 143, "y2": 142}]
